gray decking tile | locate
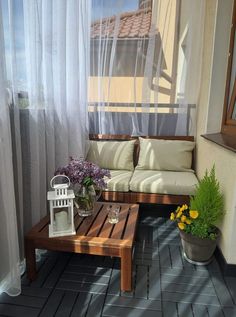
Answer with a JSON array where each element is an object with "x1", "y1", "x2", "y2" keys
[
  {"x1": 0, "y1": 303, "x2": 39, "y2": 317},
  {"x1": 1, "y1": 215, "x2": 235, "y2": 316}
]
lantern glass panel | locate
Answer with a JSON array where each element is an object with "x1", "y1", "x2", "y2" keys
[{"x1": 53, "y1": 208, "x2": 70, "y2": 232}]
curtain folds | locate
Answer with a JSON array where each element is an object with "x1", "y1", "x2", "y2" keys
[
  {"x1": 89, "y1": 0, "x2": 205, "y2": 136},
  {"x1": 0, "y1": 1, "x2": 20, "y2": 296},
  {"x1": 1, "y1": 0, "x2": 91, "y2": 295},
  {"x1": 22, "y1": 0, "x2": 91, "y2": 227}
]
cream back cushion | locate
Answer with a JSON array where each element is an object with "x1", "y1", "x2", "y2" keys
[
  {"x1": 137, "y1": 138, "x2": 195, "y2": 171},
  {"x1": 87, "y1": 140, "x2": 135, "y2": 171}
]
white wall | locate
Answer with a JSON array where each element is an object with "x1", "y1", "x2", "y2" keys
[{"x1": 196, "y1": 0, "x2": 236, "y2": 263}]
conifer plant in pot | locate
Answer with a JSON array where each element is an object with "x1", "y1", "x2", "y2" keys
[{"x1": 170, "y1": 166, "x2": 224, "y2": 265}]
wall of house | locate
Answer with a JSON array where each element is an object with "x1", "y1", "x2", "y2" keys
[
  {"x1": 175, "y1": 0, "x2": 205, "y2": 104},
  {"x1": 196, "y1": 0, "x2": 236, "y2": 264}
]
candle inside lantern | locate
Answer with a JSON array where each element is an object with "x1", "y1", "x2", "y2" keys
[{"x1": 55, "y1": 211, "x2": 68, "y2": 231}]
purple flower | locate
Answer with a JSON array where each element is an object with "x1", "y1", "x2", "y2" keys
[{"x1": 55, "y1": 158, "x2": 111, "y2": 189}]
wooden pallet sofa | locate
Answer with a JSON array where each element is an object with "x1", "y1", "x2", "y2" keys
[{"x1": 87, "y1": 134, "x2": 198, "y2": 205}]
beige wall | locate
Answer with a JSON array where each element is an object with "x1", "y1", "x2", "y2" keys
[{"x1": 196, "y1": 0, "x2": 236, "y2": 263}]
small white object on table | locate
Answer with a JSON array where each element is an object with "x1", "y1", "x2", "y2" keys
[{"x1": 55, "y1": 211, "x2": 68, "y2": 231}]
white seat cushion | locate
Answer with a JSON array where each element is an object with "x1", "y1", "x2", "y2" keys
[
  {"x1": 129, "y1": 170, "x2": 198, "y2": 195},
  {"x1": 105, "y1": 170, "x2": 133, "y2": 192}
]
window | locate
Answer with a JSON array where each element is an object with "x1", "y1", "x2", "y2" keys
[{"x1": 221, "y1": 0, "x2": 236, "y2": 136}]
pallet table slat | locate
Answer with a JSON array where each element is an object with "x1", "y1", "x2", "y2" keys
[
  {"x1": 87, "y1": 205, "x2": 108, "y2": 237},
  {"x1": 30, "y1": 215, "x2": 49, "y2": 234},
  {"x1": 111, "y1": 205, "x2": 130, "y2": 239},
  {"x1": 123, "y1": 205, "x2": 139, "y2": 241},
  {"x1": 76, "y1": 203, "x2": 102, "y2": 236},
  {"x1": 73, "y1": 213, "x2": 85, "y2": 231}
]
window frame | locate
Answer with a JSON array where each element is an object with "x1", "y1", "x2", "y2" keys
[{"x1": 221, "y1": 0, "x2": 236, "y2": 136}]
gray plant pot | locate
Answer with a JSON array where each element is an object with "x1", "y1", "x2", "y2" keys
[{"x1": 179, "y1": 228, "x2": 219, "y2": 265}]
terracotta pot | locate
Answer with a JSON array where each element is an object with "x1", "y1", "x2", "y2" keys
[{"x1": 179, "y1": 228, "x2": 219, "y2": 264}]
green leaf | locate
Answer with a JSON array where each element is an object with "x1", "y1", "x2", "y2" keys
[{"x1": 189, "y1": 165, "x2": 224, "y2": 239}]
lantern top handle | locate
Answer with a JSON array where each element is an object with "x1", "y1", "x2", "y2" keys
[{"x1": 50, "y1": 175, "x2": 70, "y2": 189}]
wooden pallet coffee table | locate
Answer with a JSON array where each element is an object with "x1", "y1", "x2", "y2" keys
[{"x1": 25, "y1": 202, "x2": 139, "y2": 291}]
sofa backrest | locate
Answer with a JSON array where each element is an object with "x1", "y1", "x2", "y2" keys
[{"x1": 89, "y1": 134, "x2": 195, "y2": 169}]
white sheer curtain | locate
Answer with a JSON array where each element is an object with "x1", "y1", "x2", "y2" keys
[
  {"x1": 0, "y1": 2, "x2": 20, "y2": 296},
  {"x1": 89, "y1": 0, "x2": 204, "y2": 136},
  {"x1": 23, "y1": 0, "x2": 91, "y2": 226},
  {"x1": 0, "y1": 0, "x2": 91, "y2": 295}
]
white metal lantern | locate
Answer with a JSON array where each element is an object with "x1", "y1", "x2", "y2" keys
[{"x1": 47, "y1": 175, "x2": 76, "y2": 237}]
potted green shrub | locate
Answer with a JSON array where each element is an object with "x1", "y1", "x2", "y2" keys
[{"x1": 170, "y1": 166, "x2": 224, "y2": 265}]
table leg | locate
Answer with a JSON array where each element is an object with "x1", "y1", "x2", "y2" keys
[
  {"x1": 25, "y1": 239, "x2": 37, "y2": 281},
  {"x1": 121, "y1": 247, "x2": 132, "y2": 291}
]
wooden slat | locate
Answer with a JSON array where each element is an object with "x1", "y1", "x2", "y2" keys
[
  {"x1": 97, "y1": 221, "x2": 113, "y2": 238},
  {"x1": 21, "y1": 286, "x2": 51, "y2": 298},
  {"x1": 38, "y1": 289, "x2": 64, "y2": 317},
  {"x1": 35, "y1": 235, "x2": 132, "y2": 248},
  {"x1": 40, "y1": 224, "x2": 49, "y2": 237},
  {"x1": 70, "y1": 293, "x2": 92, "y2": 317},
  {"x1": 30, "y1": 254, "x2": 60, "y2": 288},
  {"x1": 76, "y1": 203, "x2": 102, "y2": 236},
  {"x1": 60, "y1": 272, "x2": 109, "y2": 285},
  {"x1": 101, "y1": 191, "x2": 135, "y2": 203},
  {"x1": 89, "y1": 134, "x2": 194, "y2": 141},
  {"x1": 111, "y1": 205, "x2": 130, "y2": 239},
  {"x1": 97, "y1": 204, "x2": 123, "y2": 239},
  {"x1": 123, "y1": 205, "x2": 139, "y2": 242},
  {"x1": 43, "y1": 253, "x2": 71, "y2": 288},
  {"x1": 0, "y1": 293, "x2": 45, "y2": 308},
  {"x1": 86, "y1": 204, "x2": 109, "y2": 237},
  {"x1": 134, "y1": 265, "x2": 148, "y2": 299},
  {"x1": 27, "y1": 215, "x2": 49, "y2": 236},
  {"x1": 0, "y1": 303, "x2": 40, "y2": 317},
  {"x1": 54, "y1": 291, "x2": 77, "y2": 317},
  {"x1": 85, "y1": 294, "x2": 106, "y2": 317},
  {"x1": 134, "y1": 193, "x2": 190, "y2": 204},
  {"x1": 105, "y1": 294, "x2": 162, "y2": 311},
  {"x1": 103, "y1": 305, "x2": 160, "y2": 317},
  {"x1": 98, "y1": 205, "x2": 118, "y2": 238},
  {"x1": 73, "y1": 213, "x2": 85, "y2": 231},
  {"x1": 101, "y1": 191, "x2": 190, "y2": 205},
  {"x1": 56, "y1": 279, "x2": 108, "y2": 294},
  {"x1": 89, "y1": 134, "x2": 134, "y2": 140}
]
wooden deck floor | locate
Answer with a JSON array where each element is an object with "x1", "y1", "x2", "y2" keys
[{"x1": 0, "y1": 211, "x2": 236, "y2": 316}]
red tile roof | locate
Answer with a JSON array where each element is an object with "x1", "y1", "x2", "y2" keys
[{"x1": 91, "y1": 9, "x2": 155, "y2": 39}]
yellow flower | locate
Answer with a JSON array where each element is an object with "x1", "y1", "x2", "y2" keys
[
  {"x1": 170, "y1": 212, "x2": 175, "y2": 221},
  {"x1": 190, "y1": 210, "x2": 199, "y2": 219},
  {"x1": 186, "y1": 218, "x2": 192, "y2": 224},
  {"x1": 181, "y1": 215, "x2": 187, "y2": 222},
  {"x1": 176, "y1": 210, "x2": 182, "y2": 218},
  {"x1": 183, "y1": 204, "x2": 188, "y2": 210},
  {"x1": 178, "y1": 222, "x2": 186, "y2": 230}
]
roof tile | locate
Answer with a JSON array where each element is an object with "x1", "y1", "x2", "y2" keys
[{"x1": 91, "y1": 8, "x2": 156, "y2": 39}]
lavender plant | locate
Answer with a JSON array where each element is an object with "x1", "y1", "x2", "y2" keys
[{"x1": 55, "y1": 157, "x2": 111, "y2": 189}]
